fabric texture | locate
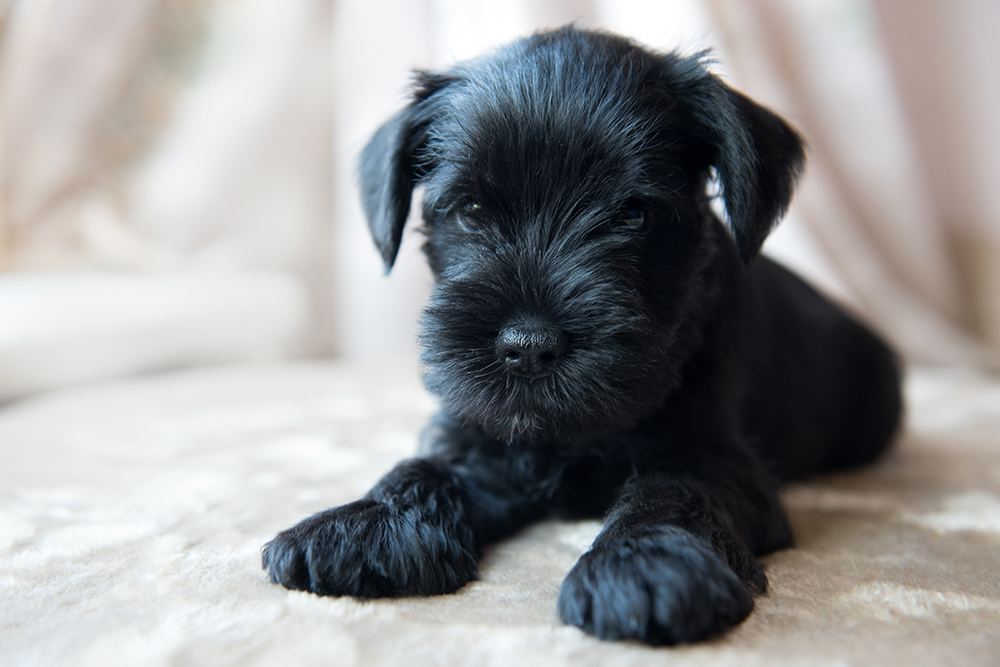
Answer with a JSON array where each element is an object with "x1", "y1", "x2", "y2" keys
[{"x1": 1, "y1": 362, "x2": 998, "y2": 666}]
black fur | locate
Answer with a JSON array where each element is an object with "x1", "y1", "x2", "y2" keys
[{"x1": 263, "y1": 27, "x2": 902, "y2": 644}]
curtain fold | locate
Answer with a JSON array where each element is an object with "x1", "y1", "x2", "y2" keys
[{"x1": 2, "y1": 0, "x2": 997, "y2": 368}]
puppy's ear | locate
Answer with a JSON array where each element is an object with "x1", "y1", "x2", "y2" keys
[
  {"x1": 666, "y1": 56, "x2": 805, "y2": 265},
  {"x1": 358, "y1": 73, "x2": 450, "y2": 271}
]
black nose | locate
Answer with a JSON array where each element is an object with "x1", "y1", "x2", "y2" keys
[{"x1": 496, "y1": 323, "x2": 569, "y2": 379}]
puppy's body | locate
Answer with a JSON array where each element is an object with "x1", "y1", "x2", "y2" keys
[{"x1": 264, "y1": 28, "x2": 901, "y2": 644}]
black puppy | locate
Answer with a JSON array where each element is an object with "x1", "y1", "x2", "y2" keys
[{"x1": 263, "y1": 27, "x2": 901, "y2": 644}]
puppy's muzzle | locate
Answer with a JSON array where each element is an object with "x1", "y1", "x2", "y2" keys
[{"x1": 496, "y1": 322, "x2": 569, "y2": 379}]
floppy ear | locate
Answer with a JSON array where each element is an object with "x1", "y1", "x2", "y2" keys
[
  {"x1": 665, "y1": 56, "x2": 805, "y2": 265},
  {"x1": 358, "y1": 104, "x2": 425, "y2": 272},
  {"x1": 358, "y1": 74, "x2": 452, "y2": 272}
]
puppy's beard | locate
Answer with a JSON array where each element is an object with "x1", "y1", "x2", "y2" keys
[
  {"x1": 420, "y1": 330, "x2": 681, "y2": 446},
  {"x1": 486, "y1": 406, "x2": 559, "y2": 445},
  {"x1": 420, "y1": 363, "x2": 573, "y2": 444}
]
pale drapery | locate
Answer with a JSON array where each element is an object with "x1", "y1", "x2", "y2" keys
[
  {"x1": 1, "y1": 0, "x2": 997, "y2": 371},
  {"x1": 0, "y1": 0, "x2": 334, "y2": 354}
]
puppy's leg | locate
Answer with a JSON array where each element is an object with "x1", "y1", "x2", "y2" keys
[
  {"x1": 558, "y1": 463, "x2": 790, "y2": 644},
  {"x1": 263, "y1": 414, "x2": 554, "y2": 597}
]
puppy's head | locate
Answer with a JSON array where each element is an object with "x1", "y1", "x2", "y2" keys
[{"x1": 359, "y1": 27, "x2": 804, "y2": 444}]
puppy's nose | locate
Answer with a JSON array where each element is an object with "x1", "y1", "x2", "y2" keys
[{"x1": 496, "y1": 324, "x2": 569, "y2": 379}]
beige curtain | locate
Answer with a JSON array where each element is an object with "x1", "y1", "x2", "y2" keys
[
  {"x1": 874, "y1": 0, "x2": 1000, "y2": 361},
  {"x1": 0, "y1": 0, "x2": 164, "y2": 269},
  {"x1": 3, "y1": 0, "x2": 997, "y2": 368},
  {"x1": 0, "y1": 0, "x2": 334, "y2": 353}
]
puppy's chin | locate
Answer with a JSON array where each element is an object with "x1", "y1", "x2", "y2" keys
[
  {"x1": 478, "y1": 410, "x2": 567, "y2": 446},
  {"x1": 420, "y1": 354, "x2": 679, "y2": 447},
  {"x1": 427, "y1": 379, "x2": 624, "y2": 446}
]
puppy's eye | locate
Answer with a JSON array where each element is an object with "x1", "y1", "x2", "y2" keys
[
  {"x1": 610, "y1": 206, "x2": 647, "y2": 232},
  {"x1": 453, "y1": 202, "x2": 485, "y2": 231}
]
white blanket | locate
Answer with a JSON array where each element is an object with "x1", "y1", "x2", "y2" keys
[{"x1": 2, "y1": 363, "x2": 999, "y2": 666}]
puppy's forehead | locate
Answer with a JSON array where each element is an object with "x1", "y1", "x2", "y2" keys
[{"x1": 422, "y1": 36, "x2": 677, "y2": 213}]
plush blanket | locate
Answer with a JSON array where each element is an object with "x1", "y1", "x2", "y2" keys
[{"x1": 2, "y1": 362, "x2": 999, "y2": 666}]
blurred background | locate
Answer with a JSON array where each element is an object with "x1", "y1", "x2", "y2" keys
[{"x1": 1, "y1": 0, "x2": 998, "y2": 401}]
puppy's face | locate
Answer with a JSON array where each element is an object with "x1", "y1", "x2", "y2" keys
[{"x1": 360, "y1": 28, "x2": 804, "y2": 445}]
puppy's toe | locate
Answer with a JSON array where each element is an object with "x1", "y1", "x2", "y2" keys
[
  {"x1": 262, "y1": 530, "x2": 310, "y2": 591},
  {"x1": 557, "y1": 527, "x2": 756, "y2": 645}
]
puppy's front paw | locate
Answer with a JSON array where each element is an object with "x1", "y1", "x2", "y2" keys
[
  {"x1": 557, "y1": 527, "x2": 757, "y2": 644},
  {"x1": 262, "y1": 498, "x2": 478, "y2": 598}
]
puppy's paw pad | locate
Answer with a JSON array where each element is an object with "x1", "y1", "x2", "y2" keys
[{"x1": 557, "y1": 528, "x2": 755, "y2": 644}]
